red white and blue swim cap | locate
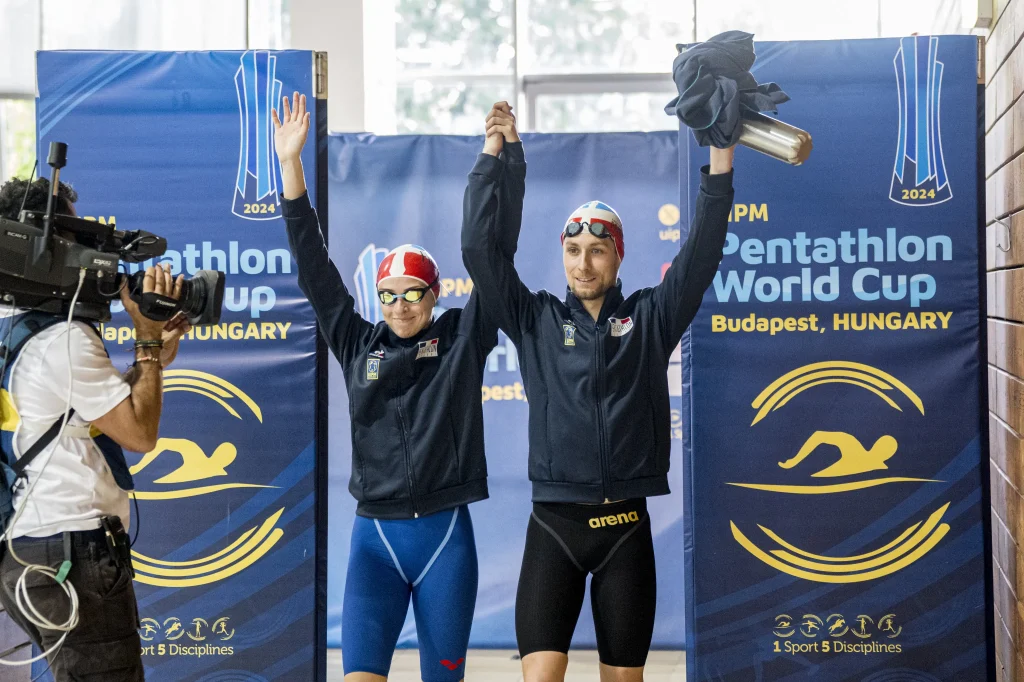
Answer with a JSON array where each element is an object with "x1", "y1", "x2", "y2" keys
[
  {"x1": 376, "y1": 244, "x2": 441, "y2": 300},
  {"x1": 562, "y1": 201, "x2": 625, "y2": 261}
]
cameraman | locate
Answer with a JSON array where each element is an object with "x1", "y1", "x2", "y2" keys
[{"x1": 0, "y1": 177, "x2": 189, "y2": 681}]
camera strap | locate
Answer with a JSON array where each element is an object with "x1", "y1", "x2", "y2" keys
[
  {"x1": 0, "y1": 311, "x2": 73, "y2": 475},
  {"x1": 0, "y1": 312, "x2": 133, "y2": 490},
  {"x1": 9, "y1": 408, "x2": 77, "y2": 480}
]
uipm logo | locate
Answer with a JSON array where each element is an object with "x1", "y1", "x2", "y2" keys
[
  {"x1": 890, "y1": 36, "x2": 952, "y2": 207},
  {"x1": 233, "y1": 51, "x2": 284, "y2": 220}
]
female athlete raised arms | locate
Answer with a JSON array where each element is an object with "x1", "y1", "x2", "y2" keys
[{"x1": 273, "y1": 93, "x2": 524, "y2": 682}]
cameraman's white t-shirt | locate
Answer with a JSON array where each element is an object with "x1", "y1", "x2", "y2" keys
[{"x1": 1, "y1": 310, "x2": 131, "y2": 538}]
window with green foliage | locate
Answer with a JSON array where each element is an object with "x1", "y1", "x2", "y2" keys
[
  {"x1": 533, "y1": 92, "x2": 676, "y2": 133},
  {"x1": 378, "y1": 0, "x2": 969, "y2": 134},
  {"x1": 0, "y1": 100, "x2": 35, "y2": 181},
  {"x1": 521, "y1": 0, "x2": 691, "y2": 74},
  {"x1": 397, "y1": 80, "x2": 516, "y2": 134},
  {"x1": 391, "y1": 0, "x2": 515, "y2": 134},
  {"x1": 0, "y1": 0, "x2": 286, "y2": 181},
  {"x1": 397, "y1": 0, "x2": 515, "y2": 74},
  {"x1": 383, "y1": 0, "x2": 691, "y2": 133},
  {"x1": 0, "y1": 0, "x2": 973, "y2": 143}
]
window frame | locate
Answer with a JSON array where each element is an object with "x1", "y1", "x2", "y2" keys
[
  {"x1": 390, "y1": 0, "x2": 965, "y2": 133},
  {"x1": 0, "y1": 0, "x2": 286, "y2": 178}
]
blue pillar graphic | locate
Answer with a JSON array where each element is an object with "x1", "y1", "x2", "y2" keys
[
  {"x1": 233, "y1": 51, "x2": 284, "y2": 220},
  {"x1": 354, "y1": 244, "x2": 388, "y2": 323},
  {"x1": 890, "y1": 36, "x2": 952, "y2": 206}
]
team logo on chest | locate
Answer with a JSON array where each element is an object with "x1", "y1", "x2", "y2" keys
[
  {"x1": 416, "y1": 338, "x2": 439, "y2": 360},
  {"x1": 563, "y1": 324, "x2": 577, "y2": 347},
  {"x1": 609, "y1": 317, "x2": 634, "y2": 337},
  {"x1": 369, "y1": 349, "x2": 385, "y2": 359},
  {"x1": 366, "y1": 358, "x2": 380, "y2": 380}
]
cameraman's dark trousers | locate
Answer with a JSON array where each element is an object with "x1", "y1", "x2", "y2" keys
[{"x1": 0, "y1": 527, "x2": 143, "y2": 681}]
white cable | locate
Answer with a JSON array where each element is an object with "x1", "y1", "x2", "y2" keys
[{"x1": 0, "y1": 269, "x2": 87, "y2": 667}]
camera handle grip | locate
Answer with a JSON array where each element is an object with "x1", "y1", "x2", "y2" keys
[{"x1": 135, "y1": 292, "x2": 179, "y2": 322}]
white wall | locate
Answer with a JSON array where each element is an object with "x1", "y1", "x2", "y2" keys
[{"x1": 287, "y1": 0, "x2": 366, "y2": 132}]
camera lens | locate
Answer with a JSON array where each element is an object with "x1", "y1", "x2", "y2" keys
[
  {"x1": 124, "y1": 269, "x2": 225, "y2": 326},
  {"x1": 178, "y1": 270, "x2": 226, "y2": 326}
]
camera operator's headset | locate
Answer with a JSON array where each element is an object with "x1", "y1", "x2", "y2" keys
[{"x1": 0, "y1": 311, "x2": 134, "y2": 531}]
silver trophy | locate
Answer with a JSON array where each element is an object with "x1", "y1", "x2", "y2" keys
[{"x1": 738, "y1": 111, "x2": 813, "y2": 166}]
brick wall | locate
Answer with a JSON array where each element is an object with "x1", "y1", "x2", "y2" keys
[{"x1": 987, "y1": 0, "x2": 1024, "y2": 678}]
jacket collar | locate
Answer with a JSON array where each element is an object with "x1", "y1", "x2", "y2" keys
[
  {"x1": 386, "y1": 316, "x2": 437, "y2": 348},
  {"x1": 565, "y1": 280, "x2": 624, "y2": 325}
]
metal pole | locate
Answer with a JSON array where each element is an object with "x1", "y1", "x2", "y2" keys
[
  {"x1": 0, "y1": 104, "x2": 6, "y2": 180},
  {"x1": 512, "y1": 0, "x2": 523, "y2": 129},
  {"x1": 692, "y1": 0, "x2": 697, "y2": 42},
  {"x1": 512, "y1": 0, "x2": 528, "y2": 129}
]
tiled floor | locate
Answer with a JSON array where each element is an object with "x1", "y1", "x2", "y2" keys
[{"x1": 327, "y1": 649, "x2": 686, "y2": 681}]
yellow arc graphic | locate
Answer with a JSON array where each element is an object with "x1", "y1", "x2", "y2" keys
[
  {"x1": 164, "y1": 378, "x2": 233, "y2": 398},
  {"x1": 773, "y1": 378, "x2": 901, "y2": 414},
  {"x1": 759, "y1": 523, "x2": 921, "y2": 562},
  {"x1": 164, "y1": 387, "x2": 243, "y2": 420},
  {"x1": 751, "y1": 361, "x2": 924, "y2": 426},
  {"x1": 132, "y1": 370, "x2": 270, "y2": 498},
  {"x1": 730, "y1": 503, "x2": 950, "y2": 583},
  {"x1": 132, "y1": 528, "x2": 256, "y2": 567},
  {"x1": 770, "y1": 507, "x2": 944, "y2": 573},
  {"x1": 769, "y1": 370, "x2": 897, "y2": 411},
  {"x1": 132, "y1": 508, "x2": 285, "y2": 587},
  {"x1": 132, "y1": 483, "x2": 274, "y2": 500},
  {"x1": 135, "y1": 513, "x2": 276, "y2": 577},
  {"x1": 163, "y1": 370, "x2": 263, "y2": 422},
  {"x1": 726, "y1": 477, "x2": 940, "y2": 494}
]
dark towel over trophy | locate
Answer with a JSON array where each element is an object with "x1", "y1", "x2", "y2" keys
[{"x1": 665, "y1": 31, "x2": 812, "y2": 165}]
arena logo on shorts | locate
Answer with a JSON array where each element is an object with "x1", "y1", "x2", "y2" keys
[
  {"x1": 589, "y1": 511, "x2": 640, "y2": 528},
  {"x1": 416, "y1": 338, "x2": 439, "y2": 360},
  {"x1": 609, "y1": 317, "x2": 634, "y2": 337}
]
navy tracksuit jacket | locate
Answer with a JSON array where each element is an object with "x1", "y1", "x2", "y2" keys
[
  {"x1": 462, "y1": 156, "x2": 734, "y2": 503},
  {"x1": 282, "y1": 143, "x2": 526, "y2": 519}
]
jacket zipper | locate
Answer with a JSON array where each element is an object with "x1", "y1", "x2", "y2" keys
[
  {"x1": 396, "y1": 350, "x2": 419, "y2": 517},
  {"x1": 594, "y1": 320, "x2": 610, "y2": 502}
]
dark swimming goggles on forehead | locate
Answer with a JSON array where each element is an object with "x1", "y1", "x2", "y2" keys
[
  {"x1": 378, "y1": 280, "x2": 437, "y2": 306},
  {"x1": 563, "y1": 218, "x2": 618, "y2": 240}
]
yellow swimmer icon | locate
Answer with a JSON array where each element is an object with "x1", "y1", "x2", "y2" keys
[
  {"x1": 129, "y1": 370, "x2": 274, "y2": 500},
  {"x1": 128, "y1": 369, "x2": 286, "y2": 588},
  {"x1": 778, "y1": 431, "x2": 898, "y2": 478},
  {"x1": 727, "y1": 361, "x2": 950, "y2": 583},
  {"x1": 132, "y1": 439, "x2": 237, "y2": 484}
]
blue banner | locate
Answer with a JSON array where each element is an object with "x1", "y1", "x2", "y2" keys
[
  {"x1": 681, "y1": 37, "x2": 989, "y2": 679},
  {"x1": 327, "y1": 132, "x2": 688, "y2": 648},
  {"x1": 36, "y1": 50, "x2": 326, "y2": 681}
]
